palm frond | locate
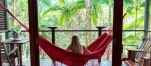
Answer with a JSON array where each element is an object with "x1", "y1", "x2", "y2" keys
[
  {"x1": 123, "y1": 16, "x2": 144, "y2": 30},
  {"x1": 67, "y1": 12, "x2": 72, "y2": 22},
  {"x1": 41, "y1": 5, "x2": 62, "y2": 17},
  {"x1": 40, "y1": 0, "x2": 51, "y2": 6},
  {"x1": 69, "y1": 0, "x2": 85, "y2": 11},
  {"x1": 59, "y1": 12, "x2": 67, "y2": 25},
  {"x1": 70, "y1": 3, "x2": 85, "y2": 15},
  {"x1": 100, "y1": 0, "x2": 109, "y2": 5},
  {"x1": 58, "y1": 0, "x2": 66, "y2": 5},
  {"x1": 91, "y1": 6, "x2": 100, "y2": 25},
  {"x1": 91, "y1": 1, "x2": 102, "y2": 25}
]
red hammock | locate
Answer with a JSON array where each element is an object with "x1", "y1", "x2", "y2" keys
[{"x1": 0, "y1": 4, "x2": 112, "y2": 66}]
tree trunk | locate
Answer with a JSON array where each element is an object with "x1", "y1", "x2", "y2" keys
[
  {"x1": 85, "y1": 0, "x2": 92, "y2": 44},
  {"x1": 134, "y1": 0, "x2": 138, "y2": 44},
  {"x1": 12, "y1": 0, "x2": 16, "y2": 28},
  {"x1": 108, "y1": 0, "x2": 112, "y2": 27}
]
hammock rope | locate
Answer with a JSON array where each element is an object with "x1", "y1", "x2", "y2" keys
[{"x1": 0, "y1": 4, "x2": 113, "y2": 66}]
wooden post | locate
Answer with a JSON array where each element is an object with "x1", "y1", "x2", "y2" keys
[
  {"x1": 28, "y1": 0, "x2": 39, "y2": 66},
  {"x1": 96, "y1": 27, "x2": 105, "y2": 36},
  {"x1": 112, "y1": 0, "x2": 123, "y2": 66},
  {"x1": 96, "y1": 27, "x2": 105, "y2": 64},
  {"x1": 48, "y1": 27, "x2": 57, "y2": 44}
]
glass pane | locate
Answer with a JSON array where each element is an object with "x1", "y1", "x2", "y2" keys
[{"x1": 122, "y1": 0, "x2": 150, "y2": 66}]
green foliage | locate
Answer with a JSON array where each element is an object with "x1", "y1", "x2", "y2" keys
[
  {"x1": 123, "y1": 16, "x2": 144, "y2": 30},
  {"x1": 57, "y1": 0, "x2": 66, "y2": 5},
  {"x1": 100, "y1": 0, "x2": 109, "y2": 5},
  {"x1": 91, "y1": 0, "x2": 102, "y2": 25},
  {"x1": 7, "y1": 0, "x2": 148, "y2": 60},
  {"x1": 8, "y1": 0, "x2": 28, "y2": 30},
  {"x1": 41, "y1": 5, "x2": 62, "y2": 17},
  {"x1": 40, "y1": 0, "x2": 86, "y2": 26}
]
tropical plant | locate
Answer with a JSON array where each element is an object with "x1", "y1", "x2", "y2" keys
[
  {"x1": 123, "y1": 0, "x2": 145, "y2": 45},
  {"x1": 40, "y1": 0, "x2": 85, "y2": 25},
  {"x1": 122, "y1": 0, "x2": 146, "y2": 55},
  {"x1": 7, "y1": 0, "x2": 148, "y2": 61}
]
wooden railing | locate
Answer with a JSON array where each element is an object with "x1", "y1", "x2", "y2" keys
[
  {"x1": 3, "y1": 28, "x2": 151, "y2": 62},
  {"x1": 48, "y1": 27, "x2": 105, "y2": 44}
]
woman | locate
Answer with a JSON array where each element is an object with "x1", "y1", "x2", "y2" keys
[
  {"x1": 66, "y1": 35, "x2": 100, "y2": 66},
  {"x1": 66, "y1": 35, "x2": 91, "y2": 54}
]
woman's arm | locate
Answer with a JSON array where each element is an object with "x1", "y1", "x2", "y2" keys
[
  {"x1": 83, "y1": 45, "x2": 91, "y2": 53},
  {"x1": 66, "y1": 44, "x2": 71, "y2": 51}
]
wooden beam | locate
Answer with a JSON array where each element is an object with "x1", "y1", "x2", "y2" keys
[
  {"x1": 112, "y1": 0, "x2": 123, "y2": 66},
  {"x1": 28, "y1": 0, "x2": 39, "y2": 66}
]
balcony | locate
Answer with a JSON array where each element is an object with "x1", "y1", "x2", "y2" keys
[{"x1": 0, "y1": 0, "x2": 151, "y2": 66}]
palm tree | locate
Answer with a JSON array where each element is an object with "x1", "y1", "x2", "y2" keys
[{"x1": 40, "y1": 0, "x2": 86, "y2": 25}]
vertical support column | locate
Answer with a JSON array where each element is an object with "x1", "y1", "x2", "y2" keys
[
  {"x1": 96, "y1": 27, "x2": 105, "y2": 36},
  {"x1": 96, "y1": 27, "x2": 105, "y2": 63},
  {"x1": 5, "y1": 0, "x2": 10, "y2": 53},
  {"x1": 112, "y1": 0, "x2": 123, "y2": 66},
  {"x1": 143, "y1": 0, "x2": 150, "y2": 64},
  {"x1": 48, "y1": 27, "x2": 57, "y2": 44},
  {"x1": 144, "y1": 0, "x2": 150, "y2": 38},
  {"x1": 5, "y1": 0, "x2": 9, "y2": 39},
  {"x1": 28, "y1": 0, "x2": 39, "y2": 66}
]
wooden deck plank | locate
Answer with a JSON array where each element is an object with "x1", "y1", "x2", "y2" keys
[{"x1": 21, "y1": 60, "x2": 127, "y2": 66}]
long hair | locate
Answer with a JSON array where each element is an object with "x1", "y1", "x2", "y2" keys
[{"x1": 70, "y1": 35, "x2": 83, "y2": 53}]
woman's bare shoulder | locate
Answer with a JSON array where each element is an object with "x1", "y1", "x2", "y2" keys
[{"x1": 81, "y1": 44, "x2": 86, "y2": 48}]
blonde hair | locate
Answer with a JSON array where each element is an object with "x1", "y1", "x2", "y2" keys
[{"x1": 70, "y1": 35, "x2": 82, "y2": 53}]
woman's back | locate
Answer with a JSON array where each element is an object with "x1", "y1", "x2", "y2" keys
[
  {"x1": 70, "y1": 44, "x2": 83, "y2": 54},
  {"x1": 66, "y1": 35, "x2": 91, "y2": 54}
]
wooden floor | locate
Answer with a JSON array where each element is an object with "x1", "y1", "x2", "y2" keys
[{"x1": 20, "y1": 60, "x2": 127, "y2": 66}]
